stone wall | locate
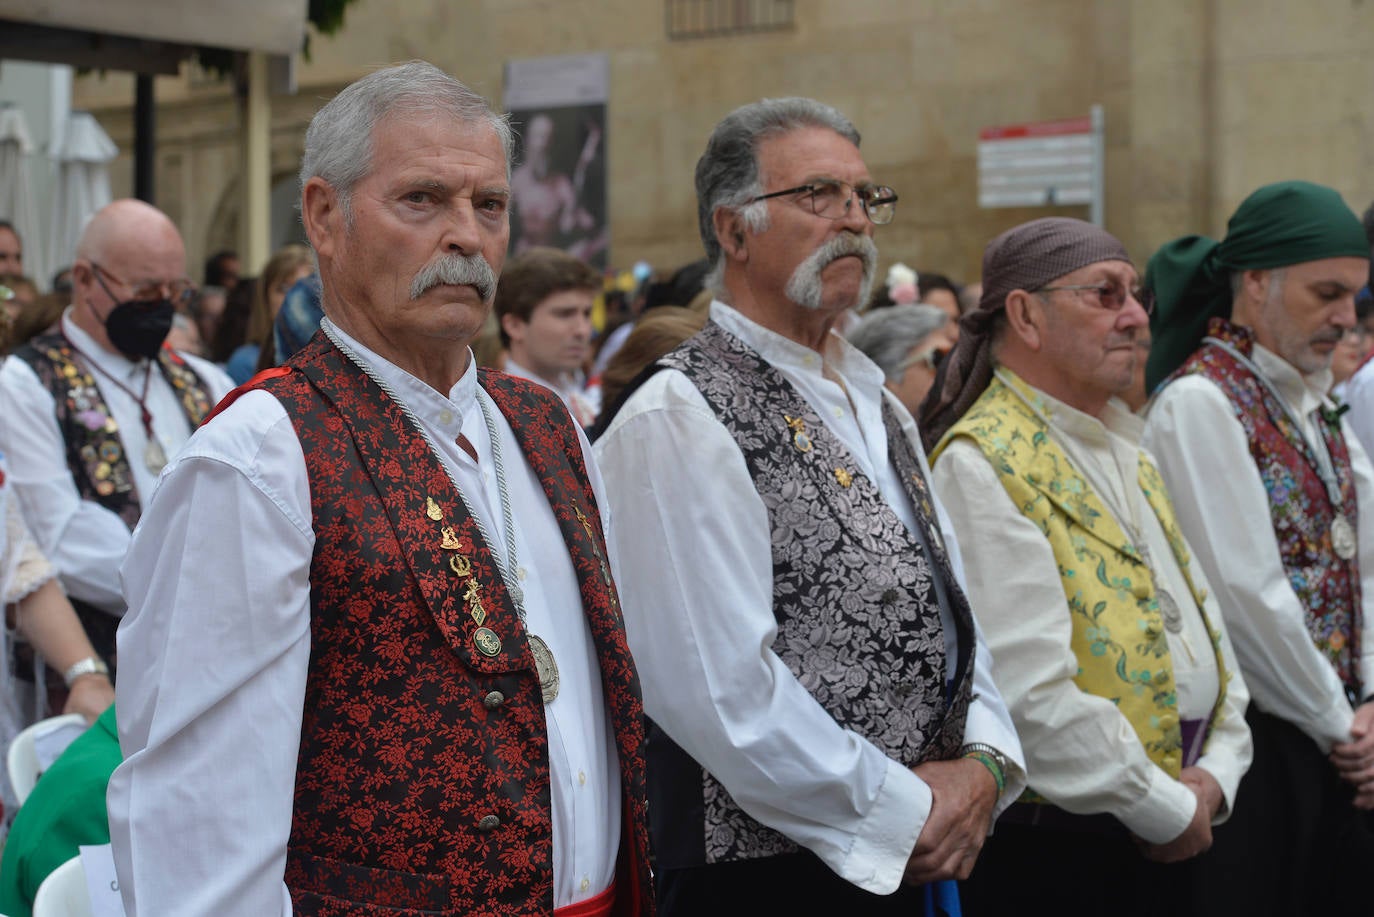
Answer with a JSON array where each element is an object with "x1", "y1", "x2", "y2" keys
[{"x1": 73, "y1": 0, "x2": 1374, "y2": 284}]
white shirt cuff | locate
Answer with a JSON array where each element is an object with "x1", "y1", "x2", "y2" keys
[
  {"x1": 1114, "y1": 766, "x2": 1197, "y2": 844},
  {"x1": 836, "y1": 758, "x2": 928, "y2": 895}
]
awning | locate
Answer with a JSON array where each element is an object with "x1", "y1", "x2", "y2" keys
[{"x1": 0, "y1": 0, "x2": 307, "y2": 73}]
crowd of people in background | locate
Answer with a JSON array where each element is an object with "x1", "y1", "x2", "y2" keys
[{"x1": 1, "y1": 59, "x2": 1374, "y2": 917}]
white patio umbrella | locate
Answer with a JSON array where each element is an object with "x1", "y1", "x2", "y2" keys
[
  {"x1": 0, "y1": 103, "x2": 45, "y2": 286},
  {"x1": 47, "y1": 110, "x2": 118, "y2": 274}
]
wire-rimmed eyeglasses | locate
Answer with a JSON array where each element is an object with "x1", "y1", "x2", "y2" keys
[{"x1": 749, "y1": 179, "x2": 899, "y2": 225}]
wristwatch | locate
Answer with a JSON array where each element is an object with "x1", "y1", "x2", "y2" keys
[{"x1": 63, "y1": 656, "x2": 110, "y2": 688}]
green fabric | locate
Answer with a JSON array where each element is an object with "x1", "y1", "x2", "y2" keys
[
  {"x1": 1146, "y1": 180, "x2": 1370, "y2": 392},
  {"x1": 0, "y1": 705, "x2": 120, "y2": 917}
]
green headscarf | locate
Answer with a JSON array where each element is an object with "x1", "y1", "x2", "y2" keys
[{"x1": 1146, "y1": 180, "x2": 1370, "y2": 392}]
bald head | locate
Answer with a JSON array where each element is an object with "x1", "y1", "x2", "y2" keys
[
  {"x1": 76, "y1": 199, "x2": 183, "y2": 265},
  {"x1": 70, "y1": 199, "x2": 189, "y2": 353}
]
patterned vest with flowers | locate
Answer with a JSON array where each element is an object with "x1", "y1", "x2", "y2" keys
[
  {"x1": 1173, "y1": 317, "x2": 1363, "y2": 701},
  {"x1": 238, "y1": 336, "x2": 652, "y2": 917},
  {"x1": 14, "y1": 331, "x2": 214, "y2": 678},
  {"x1": 649, "y1": 320, "x2": 976, "y2": 869},
  {"x1": 931, "y1": 371, "x2": 1230, "y2": 782}
]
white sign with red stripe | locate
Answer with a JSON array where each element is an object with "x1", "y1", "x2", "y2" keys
[{"x1": 977, "y1": 106, "x2": 1104, "y2": 223}]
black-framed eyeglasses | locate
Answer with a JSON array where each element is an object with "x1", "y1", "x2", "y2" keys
[
  {"x1": 1036, "y1": 281, "x2": 1152, "y2": 316},
  {"x1": 749, "y1": 179, "x2": 899, "y2": 225},
  {"x1": 91, "y1": 262, "x2": 196, "y2": 306}
]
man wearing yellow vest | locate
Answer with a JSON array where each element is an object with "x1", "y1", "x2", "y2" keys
[{"x1": 919, "y1": 217, "x2": 1252, "y2": 915}]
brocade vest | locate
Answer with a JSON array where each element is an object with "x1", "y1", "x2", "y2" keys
[
  {"x1": 1172, "y1": 318, "x2": 1363, "y2": 701},
  {"x1": 931, "y1": 371, "x2": 1230, "y2": 783},
  {"x1": 241, "y1": 337, "x2": 652, "y2": 916},
  {"x1": 13, "y1": 332, "x2": 214, "y2": 676},
  {"x1": 649, "y1": 319, "x2": 975, "y2": 869}
]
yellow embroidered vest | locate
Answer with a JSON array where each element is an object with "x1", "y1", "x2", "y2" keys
[{"x1": 931, "y1": 371, "x2": 1229, "y2": 779}]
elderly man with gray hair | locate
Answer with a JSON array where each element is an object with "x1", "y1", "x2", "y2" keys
[
  {"x1": 847, "y1": 303, "x2": 955, "y2": 416},
  {"x1": 108, "y1": 62, "x2": 651, "y2": 916},
  {"x1": 596, "y1": 96, "x2": 1023, "y2": 915}
]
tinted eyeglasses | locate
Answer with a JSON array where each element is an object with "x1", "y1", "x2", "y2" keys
[
  {"x1": 1035, "y1": 281, "x2": 1152, "y2": 316},
  {"x1": 750, "y1": 179, "x2": 899, "y2": 225}
]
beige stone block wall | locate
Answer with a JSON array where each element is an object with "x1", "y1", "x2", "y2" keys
[{"x1": 70, "y1": 0, "x2": 1374, "y2": 290}]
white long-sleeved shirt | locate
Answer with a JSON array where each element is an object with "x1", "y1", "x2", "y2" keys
[
  {"x1": 932, "y1": 374, "x2": 1252, "y2": 844},
  {"x1": 108, "y1": 319, "x2": 619, "y2": 915},
  {"x1": 0, "y1": 309, "x2": 234, "y2": 613},
  {"x1": 594, "y1": 300, "x2": 1025, "y2": 896},
  {"x1": 1343, "y1": 354, "x2": 1374, "y2": 455},
  {"x1": 1144, "y1": 343, "x2": 1374, "y2": 752}
]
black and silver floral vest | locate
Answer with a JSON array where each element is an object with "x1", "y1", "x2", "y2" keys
[{"x1": 649, "y1": 320, "x2": 975, "y2": 870}]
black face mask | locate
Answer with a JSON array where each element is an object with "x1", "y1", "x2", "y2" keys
[{"x1": 103, "y1": 297, "x2": 175, "y2": 361}]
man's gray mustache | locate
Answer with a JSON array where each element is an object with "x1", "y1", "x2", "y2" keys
[{"x1": 410, "y1": 254, "x2": 498, "y2": 302}]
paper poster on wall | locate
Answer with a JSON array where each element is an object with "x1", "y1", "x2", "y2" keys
[{"x1": 503, "y1": 53, "x2": 609, "y2": 270}]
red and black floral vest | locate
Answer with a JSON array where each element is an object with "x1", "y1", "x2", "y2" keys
[
  {"x1": 14, "y1": 332, "x2": 214, "y2": 682},
  {"x1": 1174, "y1": 318, "x2": 1363, "y2": 700},
  {"x1": 243, "y1": 336, "x2": 652, "y2": 916}
]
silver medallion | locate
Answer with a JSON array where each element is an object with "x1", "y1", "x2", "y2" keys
[
  {"x1": 1332, "y1": 513, "x2": 1357, "y2": 561},
  {"x1": 529, "y1": 634, "x2": 560, "y2": 704},
  {"x1": 144, "y1": 438, "x2": 167, "y2": 473},
  {"x1": 1156, "y1": 588, "x2": 1184, "y2": 634}
]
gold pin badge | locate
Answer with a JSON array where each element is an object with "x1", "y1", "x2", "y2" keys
[
  {"x1": 464, "y1": 580, "x2": 486, "y2": 626},
  {"x1": 450, "y1": 555, "x2": 473, "y2": 577},
  {"x1": 473, "y1": 626, "x2": 502, "y2": 657},
  {"x1": 440, "y1": 526, "x2": 463, "y2": 550},
  {"x1": 574, "y1": 505, "x2": 595, "y2": 540},
  {"x1": 426, "y1": 497, "x2": 443, "y2": 521},
  {"x1": 783, "y1": 415, "x2": 813, "y2": 453},
  {"x1": 834, "y1": 468, "x2": 853, "y2": 488}
]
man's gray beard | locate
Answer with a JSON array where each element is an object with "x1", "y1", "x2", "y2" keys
[
  {"x1": 410, "y1": 252, "x2": 498, "y2": 302},
  {"x1": 783, "y1": 233, "x2": 878, "y2": 312}
]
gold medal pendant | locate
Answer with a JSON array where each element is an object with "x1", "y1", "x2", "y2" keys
[
  {"x1": 1333, "y1": 513, "x2": 1357, "y2": 561},
  {"x1": 529, "y1": 634, "x2": 560, "y2": 704}
]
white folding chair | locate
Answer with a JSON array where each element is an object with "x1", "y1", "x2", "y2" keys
[
  {"x1": 31, "y1": 855, "x2": 92, "y2": 917},
  {"x1": 7, "y1": 713, "x2": 87, "y2": 806}
]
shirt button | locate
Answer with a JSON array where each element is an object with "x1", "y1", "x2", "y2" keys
[
  {"x1": 439, "y1": 409, "x2": 454, "y2": 425},
  {"x1": 483, "y1": 691, "x2": 505, "y2": 709},
  {"x1": 478, "y1": 815, "x2": 500, "y2": 832},
  {"x1": 578, "y1": 770, "x2": 586, "y2": 786},
  {"x1": 832, "y1": 406, "x2": 843, "y2": 418},
  {"x1": 580, "y1": 877, "x2": 590, "y2": 892},
  {"x1": 517, "y1": 566, "x2": 527, "y2": 582}
]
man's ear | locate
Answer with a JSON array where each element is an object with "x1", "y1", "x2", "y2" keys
[
  {"x1": 302, "y1": 177, "x2": 341, "y2": 261},
  {"x1": 1003, "y1": 289, "x2": 1045, "y2": 352},
  {"x1": 500, "y1": 312, "x2": 526, "y2": 346},
  {"x1": 713, "y1": 207, "x2": 748, "y2": 262}
]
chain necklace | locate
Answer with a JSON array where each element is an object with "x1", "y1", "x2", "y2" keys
[
  {"x1": 1203, "y1": 336, "x2": 1357, "y2": 560},
  {"x1": 321, "y1": 320, "x2": 560, "y2": 701},
  {"x1": 61, "y1": 332, "x2": 167, "y2": 472}
]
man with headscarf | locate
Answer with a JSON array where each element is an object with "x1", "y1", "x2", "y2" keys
[
  {"x1": 919, "y1": 217, "x2": 1251, "y2": 915},
  {"x1": 595, "y1": 97, "x2": 1024, "y2": 915},
  {"x1": 1142, "y1": 180, "x2": 1374, "y2": 915}
]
